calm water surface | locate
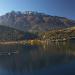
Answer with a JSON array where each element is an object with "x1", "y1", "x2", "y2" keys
[{"x1": 0, "y1": 41, "x2": 75, "y2": 75}]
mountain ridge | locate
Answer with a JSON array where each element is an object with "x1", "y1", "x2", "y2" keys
[{"x1": 0, "y1": 11, "x2": 75, "y2": 32}]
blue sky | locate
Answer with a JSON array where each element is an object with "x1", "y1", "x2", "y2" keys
[{"x1": 0, "y1": 0, "x2": 75, "y2": 19}]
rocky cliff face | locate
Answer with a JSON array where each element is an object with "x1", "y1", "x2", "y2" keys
[{"x1": 0, "y1": 11, "x2": 75, "y2": 32}]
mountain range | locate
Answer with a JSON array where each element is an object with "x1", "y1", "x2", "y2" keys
[{"x1": 0, "y1": 11, "x2": 75, "y2": 32}]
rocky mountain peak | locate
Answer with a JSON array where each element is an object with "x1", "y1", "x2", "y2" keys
[{"x1": 0, "y1": 11, "x2": 75, "y2": 32}]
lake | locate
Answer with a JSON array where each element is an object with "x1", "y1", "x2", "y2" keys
[{"x1": 0, "y1": 41, "x2": 75, "y2": 75}]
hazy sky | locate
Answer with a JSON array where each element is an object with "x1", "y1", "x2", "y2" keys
[{"x1": 0, "y1": 0, "x2": 75, "y2": 19}]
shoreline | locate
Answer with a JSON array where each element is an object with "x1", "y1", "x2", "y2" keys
[{"x1": 0, "y1": 39, "x2": 68, "y2": 45}]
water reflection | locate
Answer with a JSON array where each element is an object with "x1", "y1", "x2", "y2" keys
[{"x1": 0, "y1": 41, "x2": 75, "y2": 73}]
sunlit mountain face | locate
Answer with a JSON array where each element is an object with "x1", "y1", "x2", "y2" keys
[{"x1": 0, "y1": 11, "x2": 75, "y2": 32}]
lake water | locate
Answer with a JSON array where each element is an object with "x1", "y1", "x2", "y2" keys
[{"x1": 0, "y1": 41, "x2": 75, "y2": 75}]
